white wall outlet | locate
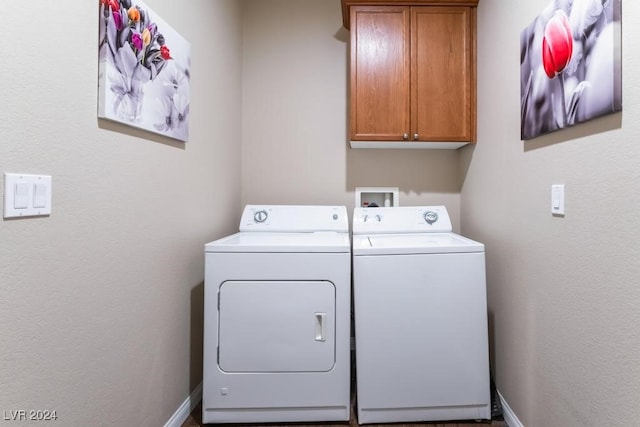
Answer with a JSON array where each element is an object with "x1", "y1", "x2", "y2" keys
[
  {"x1": 551, "y1": 184, "x2": 565, "y2": 216},
  {"x1": 3, "y1": 173, "x2": 52, "y2": 218}
]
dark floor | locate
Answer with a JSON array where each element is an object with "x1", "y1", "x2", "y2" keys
[{"x1": 183, "y1": 401, "x2": 508, "y2": 427}]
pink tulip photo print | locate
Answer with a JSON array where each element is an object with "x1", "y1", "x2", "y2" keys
[
  {"x1": 520, "y1": 0, "x2": 621, "y2": 140},
  {"x1": 98, "y1": 0, "x2": 191, "y2": 142}
]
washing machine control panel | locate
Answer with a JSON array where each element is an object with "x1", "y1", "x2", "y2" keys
[
  {"x1": 423, "y1": 210, "x2": 439, "y2": 224},
  {"x1": 239, "y1": 205, "x2": 348, "y2": 232},
  {"x1": 353, "y1": 206, "x2": 452, "y2": 234}
]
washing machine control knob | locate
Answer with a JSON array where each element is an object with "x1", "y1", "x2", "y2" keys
[
  {"x1": 423, "y1": 211, "x2": 438, "y2": 225},
  {"x1": 254, "y1": 210, "x2": 268, "y2": 223}
]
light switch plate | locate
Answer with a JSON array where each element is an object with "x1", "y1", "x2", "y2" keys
[
  {"x1": 3, "y1": 173, "x2": 52, "y2": 218},
  {"x1": 551, "y1": 184, "x2": 565, "y2": 216}
]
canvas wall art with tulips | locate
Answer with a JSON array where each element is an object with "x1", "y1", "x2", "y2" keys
[
  {"x1": 520, "y1": 0, "x2": 621, "y2": 140},
  {"x1": 98, "y1": 0, "x2": 191, "y2": 142}
]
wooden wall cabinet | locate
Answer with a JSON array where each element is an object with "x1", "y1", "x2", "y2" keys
[{"x1": 341, "y1": 0, "x2": 478, "y2": 148}]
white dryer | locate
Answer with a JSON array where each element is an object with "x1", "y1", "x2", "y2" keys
[
  {"x1": 352, "y1": 206, "x2": 490, "y2": 424},
  {"x1": 202, "y1": 205, "x2": 351, "y2": 424}
]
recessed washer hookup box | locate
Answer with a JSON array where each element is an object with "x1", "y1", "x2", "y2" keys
[{"x1": 355, "y1": 187, "x2": 399, "y2": 208}]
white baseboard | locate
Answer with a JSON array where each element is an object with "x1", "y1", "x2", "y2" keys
[
  {"x1": 164, "y1": 382, "x2": 202, "y2": 427},
  {"x1": 497, "y1": 389, "x2": 524, "y2": 427}
]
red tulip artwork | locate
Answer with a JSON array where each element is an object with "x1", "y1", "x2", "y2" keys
[
  {"x1": 98, "y1": 0, "x2": 191, "y2": 142},
  {"x1": 542, "y1": 11, "x2": 573, "y2": 79},
  {"x1": 520, "y1": 0, "x2": 622, "y2": 140}
]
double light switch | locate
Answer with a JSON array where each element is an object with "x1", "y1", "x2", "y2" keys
[{"x1": 3, "y1": 173, "x2": 52, "y2": 218}]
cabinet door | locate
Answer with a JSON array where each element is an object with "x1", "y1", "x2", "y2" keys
[
  {"x1": 411, "y1": 7, "x2": 475, "y2": 142},
  {"x1": 350, "y1": 6, "x2": 410, "y2": 141}
]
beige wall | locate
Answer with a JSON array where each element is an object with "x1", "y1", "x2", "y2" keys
[
  {"x1": 241, "y1": 0, "x2": 462, "y2": 230},
  {"x1": 462, "y1": 0, "x2": 640, "y2": 425},
  {"x1": 0, "y1": 0, "x2": 242, "y2": 425}
]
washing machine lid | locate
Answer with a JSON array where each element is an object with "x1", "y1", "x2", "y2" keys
[
  {"x1": 206, "y1": 231, "x2": 351, "y2": 253},
  {"x1": 352, "y1": 232, "x2": 484, "y2": 255}
]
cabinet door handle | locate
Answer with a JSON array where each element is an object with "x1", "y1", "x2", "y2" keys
[
  {"x1": 413, "y1": 133, "x2": 419, "y2": 140},
  {"x1": 403, "y1": 133, "x2": 409, "y2": 140}
]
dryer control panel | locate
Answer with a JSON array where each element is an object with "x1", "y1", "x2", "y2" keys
[
  {"x1": 240, "y1": 205, "x2": 348, "y2": 233},
  {"x1": 353, "y1": 206, "x2": 452, "y2": 234}
]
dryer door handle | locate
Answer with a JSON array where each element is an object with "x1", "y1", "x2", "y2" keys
[{"x1": 314, "y1": 313, "x2": 326, "y2": 342}]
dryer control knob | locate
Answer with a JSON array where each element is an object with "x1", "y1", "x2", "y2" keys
[
  {"x1": 423, "y1": 211, "x2": 438, "y2": 225},
  {"x1": 254, "y1": 210, "x2": 268, "y2": 223}
]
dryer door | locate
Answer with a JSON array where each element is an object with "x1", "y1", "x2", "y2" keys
[{"x1": 218, "y1": 280, "x2": 336, "y2": 373}]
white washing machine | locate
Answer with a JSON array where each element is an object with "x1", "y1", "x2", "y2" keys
[
  {"x1": 352, "y1": 206, "x2": 491, "y2": 424},
  {"x1": 202, "y1": 205, "x2": 351, "y2": 424}
]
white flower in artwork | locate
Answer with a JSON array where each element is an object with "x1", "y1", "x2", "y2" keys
[
  {"x1": 154, "y1": 96, "x2": 178, "y2": 132},
  {"x1": 153, "y1": 60, "x2": 190, "y2": 134},
  {"x1": 161, "y1": 60, "x2": 189, "y2": 93},
  {"x1": 172, "y1": 93, "x2": 189, "y2": 129}
]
